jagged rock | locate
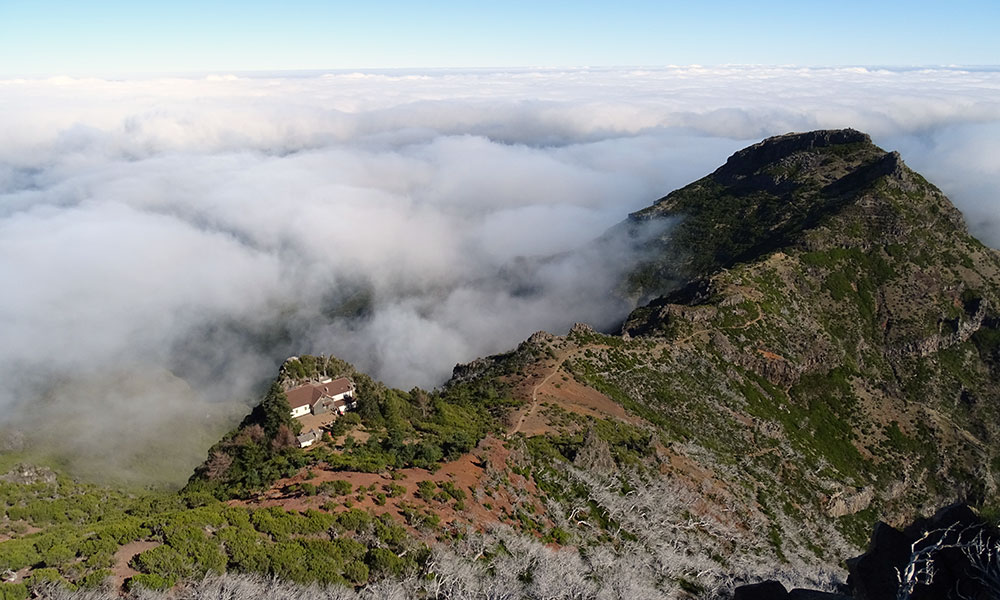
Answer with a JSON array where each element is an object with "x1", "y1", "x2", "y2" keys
[
  {"x1": 0, "y1": 463, "x2": 57, "y2": 485},
  {"x1": 826, "y1": 486, "x2": 875, "y2": 518},
  {"x1": 450, "y1": 357, "x2": 496, "y2": 384},
  {"x1": 573, "y1": 427, "x2": 616, "y2": 473},
  {"x1": 847, "y1": 521, "x2": 914, "y2": 600},
  {"x1": 787, "y1": 590, "x2": 852, "y2": 600},
  {"x1": 526, "y1": 330, "x2": 555, "y2": 344},
  {"x1": 716, "y1": 129, "x2": 872, "y2": 183},
  {"x1": 733, "y1": 580, "x2": 788, "y2": 599}
]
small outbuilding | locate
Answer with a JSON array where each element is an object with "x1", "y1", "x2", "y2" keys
[{"x1": 296, "y1": 429, "x2": 321, "y2": 448}]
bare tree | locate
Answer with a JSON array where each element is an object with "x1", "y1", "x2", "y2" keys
[{"x1": 897, "y1": 524, "x2": 1000, "y2": 600}]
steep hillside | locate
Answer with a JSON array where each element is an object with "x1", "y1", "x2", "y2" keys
[{"x1": 426, "y1": 129, "x2": 1000, "y2": 591}]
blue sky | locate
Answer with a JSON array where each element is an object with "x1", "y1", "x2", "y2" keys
[{"x1": 1, "y1": 0, "x2": 997, "y2": 76}]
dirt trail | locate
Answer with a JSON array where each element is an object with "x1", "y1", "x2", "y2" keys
[
  {"x1": 674, "y1": 303, "x2": 764, "y2": 345},
  {"x1": 509, "y1": 305, "x2": 766, "y2": 437},
  {"x1": 509, "y1": 359, "x2": 566, "y2": 436},
  {"x1": 508, "y1": 342, "x2": 631, "y2": 436},
  {"x1": 112, "y1": 540, "x2": 160, "y2": 591}
]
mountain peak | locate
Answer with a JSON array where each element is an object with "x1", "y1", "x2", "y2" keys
[
  {"x1": 623, "y1": 129, "x2": 969, "y2": 301},
  {"x1": 715, "y1": 128, "x2": 874, "y2": 180}
]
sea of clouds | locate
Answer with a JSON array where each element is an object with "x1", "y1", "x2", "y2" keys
[{"x1": 2, "y1": 66, "x2": 999, "y2": 483}]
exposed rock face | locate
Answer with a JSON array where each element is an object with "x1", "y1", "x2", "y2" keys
[
  {"x1": 733, "y1": 579, "x2": 789, "y2": 599},
  {"x1": 846, "y1": 522, "x2": 913, "y2": 600},
  {"x1": 0, "y1": 464, "x2": 57, "y2": 485},
  {"x1": 716, "y1": 129, "x2": 873, "y2": 183},
  {"x1": 733, "y1": 504, "x2": 997, "y2": 600},
  {"x1": 826, "y1": 487, "x2": 875, "y2": 518}
]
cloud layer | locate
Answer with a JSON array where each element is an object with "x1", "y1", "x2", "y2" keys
[{"x1": 2, "y1": 66, "x2": 999, "y2": 483}]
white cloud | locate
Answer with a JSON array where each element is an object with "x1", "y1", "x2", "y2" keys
[{"x1": 2, "y1": 66, "x2": 998, "y2": 484}]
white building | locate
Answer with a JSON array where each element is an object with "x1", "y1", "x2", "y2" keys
[
  {"x1": 296, "y1": 429, "x2": 321, "y2": 448},
  {"x1": 287, "y1": 377, "x2": 357, "y2": 419}
]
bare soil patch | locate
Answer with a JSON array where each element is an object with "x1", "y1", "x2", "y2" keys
[
  {"x1": 508, "y1": 341, "x2": 635, "y2": 436},
  {"x1": 113, "y1": 540, "x2": 160, "y2": 591},
  {"x1": 295, "y1": 412, "x2": 337, "y2": 433},
  {"x1": 232, "y1": 437, "x2": 546, "y2": 539}
]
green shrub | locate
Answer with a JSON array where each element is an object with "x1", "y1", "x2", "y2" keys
[
  {"x1": 295, "y1": 510, "x2": 335, "y2": 535},
  {"x1": 250, "y1": 507, "x2": 296, "y2": 539},
  {"x1": 24, "y1": 567, "x2": 72, "y2": 590},
  {"x1": 77, "y1": 569, "x2": 112, "y2": 589},
  {"x1": 125, "y1": 573, "x2": 175, "y2": 592},
  {"x1": 383, "y1": 483, "x2": 406, "y2": 498},
  {"x1": 132, "y1": 544, "x2": 191, "y2": 580},
  {"x1": 439, "y1": 481, "x2": 466, "y2": 501},
  {"x1": 343, "y1": 560, "x2": 369, "y2": 584},
  {"x1": 416, "y1": 481, "x2": 436, "y2": 501},
  {"x1": 217, "y1": 525, "x2": 269, "y2": 573},
  {"x1": 365, "y1": 547, "x2": 408, "y2": 577},
  {"x1": 0, "y1": 583, "x2": 27, "y2": 600},
  {"x1": 0, "y1": 537, "x2": 40, "y2": 571},
  {"x1": 329, "y1": 480, "x2": 354, "y2": 496},
  {"x1": 336, "y1": 509, "x2": 372, "y2": 532},
  {"x1": 163, "y1": 525, "x2": 225, "y2": 575},
  {"x1": 265, "y1": 541, "x2": 307, "y2": 581}
]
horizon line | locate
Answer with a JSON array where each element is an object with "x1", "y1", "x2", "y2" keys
[{"x1": 5, "y1": 63, "x2": 1000, "y2": 81}]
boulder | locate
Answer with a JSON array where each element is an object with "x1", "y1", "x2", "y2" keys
[
  {"x1": 846, "y1": 521, "x2": 914, "y2": 600},
  {"x1": 788, "y1": 589, "x2": 852, "y2": 599},
  {"x1": 733, "y1": 580, "x2": 788, "y2": 600}
]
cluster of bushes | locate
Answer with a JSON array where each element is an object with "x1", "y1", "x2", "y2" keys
[
  {"x1": 0, "y1": 481, "x2": 427, "y2": 593},
  {"x1": 0, "y1": 483, "x2": 211, "y2": 591},
  {"x1": 122, "y1": 504, "x2": 424, "y2": 590},
  {"x1": 0, "y1": 476, "x2": 180, "y2": 531},
  {"x1": 186, "y1": 382, "x2": 309, "y2": 499},
  {"x1": 415, "y1": 480, "x2": 467, "y2": 507},
  {"x1": 327, "y1": 378, "x2": 517, "y2": 474}
]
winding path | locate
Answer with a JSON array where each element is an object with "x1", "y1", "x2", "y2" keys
[
  {"x1": 507, "y1": 306, "x2": 766, "y2": 437},
  {"x1": 509, "y1": 359, "x2": 565, "y2": 436}
]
